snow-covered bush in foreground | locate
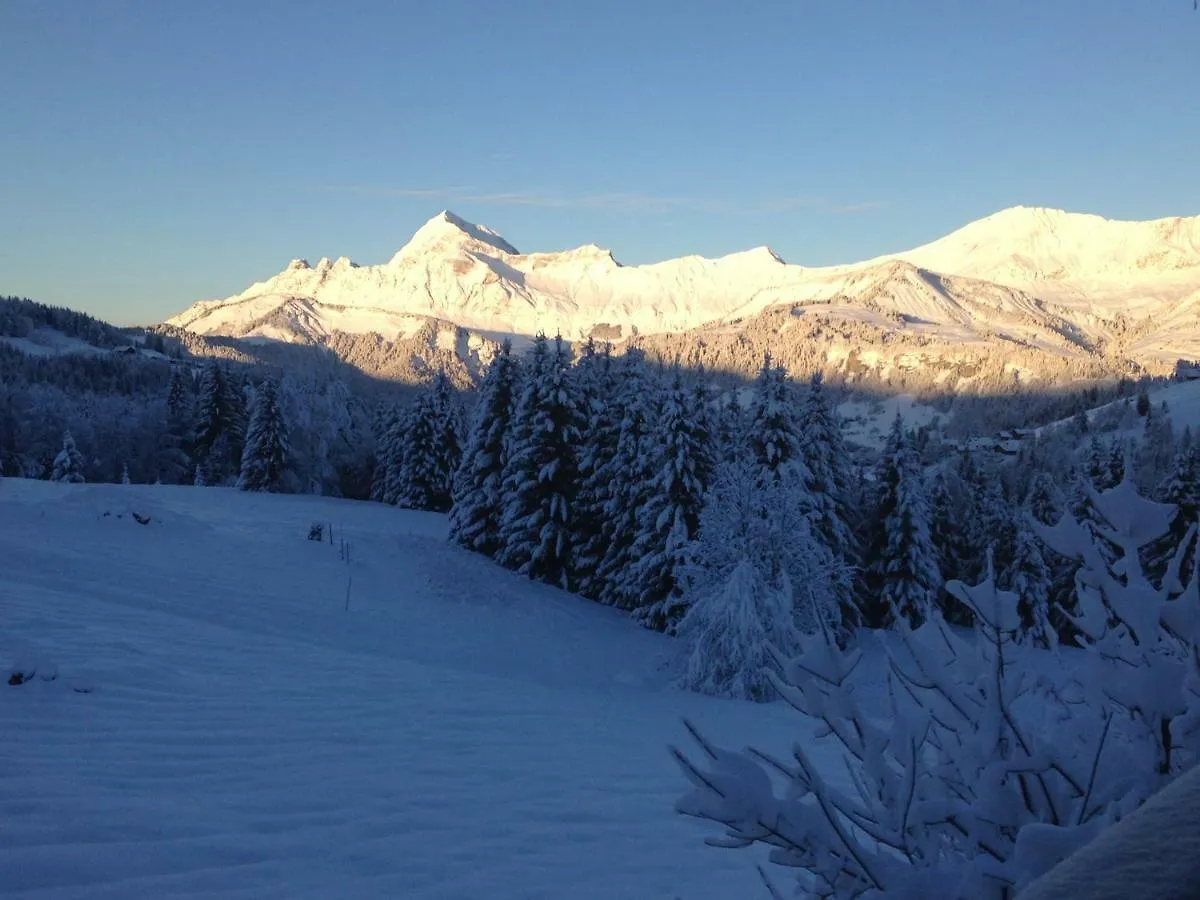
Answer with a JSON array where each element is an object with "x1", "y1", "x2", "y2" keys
[{"x1": 671, "y1": 474, "x2": 1200, "y2": 899}]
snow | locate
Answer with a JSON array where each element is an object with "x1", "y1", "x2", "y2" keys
[
  {"x1": 1019, "y1": 760, "x2": 1200, "y2": 899},
  {"x1": 0, "y1": 480, "x2": 805, "y2": 899},
  {"x1": 167, "y1": 208, "x2": 1200, "y2": 365},
  {"x1": 838, "y1": 394, "x2": 940, "y2": 448},
  {"x1": 0, "y1": 329, "x2": 106, "y2": 357},
  {"x1": 887, "y1": 205, "x2": 1200, "y2": 296},
  {"x1": 1039, "y1": 378, "x2": 1200, "y2": 441}
]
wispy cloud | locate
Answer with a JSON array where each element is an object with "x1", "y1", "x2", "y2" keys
[{"x1": 325, "y1": 184, "x2": 879, "y2": 216}]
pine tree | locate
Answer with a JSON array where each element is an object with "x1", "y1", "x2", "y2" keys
[
  {"x1": 689, "y1": 371, "x2": 717, "y2": 492},
  {"x1": 1135, "y1": 406, "x2": 1175, "y2": 494},
  {"x1": 745, "y1": 354, "x2": 805, "y2": 487},
  {"x1": 449, "y1": 342, "x2": 517, "y2": 555},
  {"x1": 120, "y1": 463, "x2": 131, "y2": 485},
  {"x1": 193, "y1": 362, "x2": 226, "y2": 466},
  {"x1": 1026, "y1": 471, "x2": 1065, "y2": 526},
  {"x1": 593, "y1": 351, "x2": 663, "y2": 608},
  {"x1": 798, "y1": 371, "x2": 856, "y2": 595},
  {"x1": 566, "y1": 343, "x2": 612, "y2": 578},
  {"x1": 391, "y1": 372, "x2": 461, "y2": 512},
  {"x1": 629, "y1": 367, "x2": 714, "y2": 631},
  {"x1": 193, "y1": 362, "x2": 246, "y2": 485},
  {"x1": 158, "y1": 367, "x2": 193, "y2": 485},
  {"x1": 378, "y1": 406, "x2": 405, "y2": 505},
  {"x1": 238, "y1": 379, "x2": 290, "y2": 492},
  {"x1": 368, "y1": 402, "x2": 396, "y2": 503},
  {"x1": 496, "y1": 335, "x2": 582, "y2": 588},
  {"x1": 571, "y1": 343, "x2": 623, "y2": 598},
  {"x1": 428, "y1": 370, "x2": 462, "y2": 509},
  {"x1": 1136, "y1": 386, "x2": 1152, "y2": 417},
  {"x1": 929, "y1": 469, "x2": 966, "y2": 579},
  {"x1": 862, "y1": 423, "x2": 941, "y2": 628},
  {"x1": 1002, "y1": 513, "x2": 1056, "y2": 647},
  {"x1": 1084, "y1": 435, "x2": 1115, "y2": 491},
  {"x1": 673, "y1": 458, "x2": 837, "y2": 701},
  {"x1": 1147, "y1": 443, "x2": 1200, "y2": 586},
  {"x1": 963, "y1": 462, "x2": 1017, "y2": 585},
  {"x1": 714, "y1": 390, "x2": 744, "y2": 462},
  {"x1": 393, "y1": 392, "x2": 438, "y2": 510},
  {"x1": 51, "y1": 431, "x2": 85, "y2": 483},
  {"x1": 1106, "y1": 439, "x2": 1126, "y2": 488}
]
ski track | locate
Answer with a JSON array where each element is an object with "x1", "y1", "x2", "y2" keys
[{"x1": 1, "y1": 481, "x2": 802, "y2": 899}]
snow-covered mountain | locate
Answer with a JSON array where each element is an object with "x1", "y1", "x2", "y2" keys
[{"x1": 168, "y1": 207, "x2": 1200, "y2": 369}]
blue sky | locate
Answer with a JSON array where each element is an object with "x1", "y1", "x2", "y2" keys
[{"x1": 2, "y1": 1, "x2": 1197, "y2": 325}]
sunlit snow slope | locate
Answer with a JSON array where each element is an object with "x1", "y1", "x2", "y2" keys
[{"x1": 0, "y1": 481, "x2": 801, "y2": 900}]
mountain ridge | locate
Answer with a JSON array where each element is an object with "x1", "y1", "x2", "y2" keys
[{"x1": 167, "y1": 206, "x2": 1200, "y2": 369}]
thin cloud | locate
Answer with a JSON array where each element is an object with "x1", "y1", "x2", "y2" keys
[{"x1": 325, "y1": 184, "x2": 879, "y2": 215}]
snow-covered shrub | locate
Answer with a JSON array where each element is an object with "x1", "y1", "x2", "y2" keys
[
  {"x1": 51, "y1": 431, "x2": 85, "y2": 483},
  {"x1": 671, "y1": 475, "x2": 1200, "y2": 898},
  {"x1": 1035, "y1": 474, "x2": 1200, "y2": 777}
]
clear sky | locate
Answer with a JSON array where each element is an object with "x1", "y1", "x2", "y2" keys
[{"x1": 1, "y1": 1, "x2": 1197, "y2": 325}]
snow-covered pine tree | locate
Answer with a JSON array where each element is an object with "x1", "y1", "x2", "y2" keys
[
  {"x1": 392, "y1": 372, "x2": 461, "y2": 512},
  {"x1": 571, "y1": 342, "x2": 622, "y2": 599},
  {"x1": 120, "y1": 463, "x2": 131, "y2": 485},
  {"x1": 593, "y1": 351, "x2": 665, "y2": 608},
  {"x1": 495, "y1": 335, "x2": 582, "y2": 588},
  {"x1": 1026, "y1": 470, "x2": 1065, "y2": 526},
  {"x1": 1002, "y1": 510, "x2": 1056, "y2": 646},
  {"x1": 392, "y1": 391, "x2": 437, "y2": 509},
  {"x1": 449, "y1": 341, "x2": 517, "y2": 556},
  {"x1": 1147, "y1": 442, "x2": 1200, "y2": 587},
  {"x1": 51, "y1": 431, "x2": 85, "y2": 483},
  {"x1": 861, "y1": 418, "x2": 941, "y2": 628},
  {"x1": 193, "y1": 362, "x2": 246, "y2": 485},
  {"x1": 689, "y1": 369, "x2": 717, "y2": 493},
  {"x1": 368, "y1": 402, "x2": 396, "y2": 503},
  {"x1": 714, "y1": 389, "x2": 744, "y2": 462},
  {"x1": 379, "y1": 406, "x2": 406, "y2": 506},
  {"x1": 672, "y1": 457, "x2": 835, "y2": 701},
  {"x1": 237, "y1": 378, "x2": 290, "y2": 492},
  {"x1": 929, "y1": 467, "x2": 968, "y2": 583},
  {"x1": 193, "y1": 362, "x2": 226, "y2": 471},
  {"x1": 1135, "y1": 404, "x2": 1175, "y2": 494},
  {"x1": 1106, "y1": 439, "x2": 1126, "y2": 487},
  {"x1": 629, "y1": 366, "x2": 714, "y2": 632},
  {"x1": 798, "y1": 371, "x2": 857, "y2": 594},
  {"x1": 1084, "y1": 435, "x2": 1116, "y2": 491},
  {"x1": 428, "y1": 369, "x2": 462, "y2": 510},
  {"x1": 744, "y1": 353, "x2": 805, "y2": 487},
  {"x1": 157, "y1": 366, "x2": 193, "y2": 484},
  {"x1": 961, "y1": 457, "x2": 1018, "y2": 585}
]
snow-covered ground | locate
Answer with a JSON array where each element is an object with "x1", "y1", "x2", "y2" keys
[
  {"x1": 0, "y1": 330, "x2": 106, "y2": 358},
  {"x1": 838, "y1": 393, "x2": 940, "y2": 448},
  {"x1": 1, "y1": 480, "x2": 803, "y2": 899}
]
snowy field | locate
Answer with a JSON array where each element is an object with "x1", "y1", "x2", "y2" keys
[{"x1": 1, "y1": 480, "x2": 803, "y2": 899}]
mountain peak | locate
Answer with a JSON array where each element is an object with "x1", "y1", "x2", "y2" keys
[
  {"x1": 894, "y1": 206, "x2": 1200, "y2": 285},
  {"x1": 395, "y1": 210, "x2": 520, "y2": 261}
]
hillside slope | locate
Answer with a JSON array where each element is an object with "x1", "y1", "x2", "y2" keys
[{"x1": 0, "y1": 481, "x2": 803, "y2": 899}]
